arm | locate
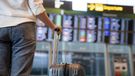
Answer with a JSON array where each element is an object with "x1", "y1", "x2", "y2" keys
[
  {"x1": 36, "y1": 11, "x2": 56, "y2": 30},
  {"x1": 28, "y1": 0, "x2": 61, "y2": 32}
]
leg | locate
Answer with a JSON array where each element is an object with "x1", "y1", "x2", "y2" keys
[
  {"x1": 0, "y1": 28, "x2": 11, "y2": 76},
  {"x1": 10, "y1": 22, "x2": 36, "y2": 76}
]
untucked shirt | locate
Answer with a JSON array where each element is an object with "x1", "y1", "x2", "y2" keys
[{"x1": 0, "y1": 0, "x2": 45, "y2": 28}]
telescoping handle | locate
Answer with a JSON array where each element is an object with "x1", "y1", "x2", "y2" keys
[{"x1": 52, "y1": 31, "x2": 60, "y2": 65}]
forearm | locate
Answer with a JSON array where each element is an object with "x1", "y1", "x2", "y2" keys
[{"x1": 36, "y1": 11, "x2": 56, "y2": 30}]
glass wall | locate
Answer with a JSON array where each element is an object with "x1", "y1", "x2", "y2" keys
[{"x1": 30, "y1": 7, "x2": 135, "y2": 76}]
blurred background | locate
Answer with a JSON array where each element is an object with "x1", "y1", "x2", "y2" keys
[{"x1": 31, "y1": 0, "x2": 135, "y2": 76}]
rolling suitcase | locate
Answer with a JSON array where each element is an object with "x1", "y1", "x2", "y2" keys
[{"x1": 49, "y1": 31, "x2": 85, "y2": 76}]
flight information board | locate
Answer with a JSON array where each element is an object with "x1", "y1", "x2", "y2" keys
[{"x1": 36, "y1": 14, "x2": 135, "y2": 44}]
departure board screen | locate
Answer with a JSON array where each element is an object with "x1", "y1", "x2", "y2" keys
[
  {"x1": 104, "y1": 17, "x2": 111, "y2": 43},
  {"x1": 97, "y1": 17, "x2": 103, "y2": 43},
  {"x1": 87, "y1": 17, "x2": 97, "y2": 42},
  {"x1": 62, "y1": 15, "x2": 74, "y2": 41},
  {"x1": 36, "y1": 19, "x2": 48, "y2": 41},
  {"x1": 110, "y1": 18, "x2": 121, "y2": 44},
  {"x1": 36, "y1": 13, "x2": 135, "y2": 44},
  {"x1": 79, "y1": 16, "x2": 87, "y2": 42},
  {"x1": 73, "y1": 15, "x2": 79, "y2": 41}
]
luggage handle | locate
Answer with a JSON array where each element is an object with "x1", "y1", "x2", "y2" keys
[{"x1": 49, "y1": 30, "x2": 60, "y2": 66}]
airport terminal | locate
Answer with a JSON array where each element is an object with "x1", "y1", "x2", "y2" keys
[
  {"x1": 31, "y1": 0, "x2": 135, "y2": 76},
  {"x1": 30, "y1": 0, "x2": 135, "y2": 76}
]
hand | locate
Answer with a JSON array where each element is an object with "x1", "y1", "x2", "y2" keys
[{"x1": 54, "y1": 26, "x2": 62, "y2": 35}]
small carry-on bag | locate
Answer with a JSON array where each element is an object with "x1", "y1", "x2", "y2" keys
[{"x1": 49, "y1": 32, "x2": 85, "y2": 76}]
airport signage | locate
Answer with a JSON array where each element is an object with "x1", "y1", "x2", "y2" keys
[{"x1": 87, "y1": 3, "x2": 133, "y2": 14}]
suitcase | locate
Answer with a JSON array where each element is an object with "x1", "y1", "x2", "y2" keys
[{"x1": 49, "y1": 32, "x2": 85, "y2": 76}]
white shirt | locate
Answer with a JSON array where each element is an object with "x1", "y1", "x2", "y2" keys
[{"x1": 0, "y1": 0, "x2": 45, "y2": 28}]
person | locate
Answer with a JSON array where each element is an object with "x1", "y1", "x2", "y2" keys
[{"x1": 0, "y1": 0, "x2": 61, "y2": 76}]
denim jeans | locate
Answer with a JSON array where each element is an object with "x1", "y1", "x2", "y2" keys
[{"x1": 0, "y1": 22, "x2": 36, "y2": 76}]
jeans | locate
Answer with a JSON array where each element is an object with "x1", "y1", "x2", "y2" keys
[{"x1": 0, "y1": 22, "x2": 36, "y2": 76}]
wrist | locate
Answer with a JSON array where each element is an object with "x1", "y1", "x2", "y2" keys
[{"x1": 52, "y1": 25, "x2": 57, "y2": 30}]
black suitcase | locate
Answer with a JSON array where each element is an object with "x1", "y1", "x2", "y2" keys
[{"x1": 49, "y1": 32, "x2": 85, "y2": 76}]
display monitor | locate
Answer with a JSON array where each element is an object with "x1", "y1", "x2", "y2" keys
[{"x1": 62, "y1": 15, "x2": 74, "y2": 41}]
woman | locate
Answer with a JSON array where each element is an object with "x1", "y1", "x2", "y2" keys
[{"x1": 0, "y1": 0, "x2": 61, "y2": 76}]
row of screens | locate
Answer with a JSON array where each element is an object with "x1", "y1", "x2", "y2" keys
[{"x1": 36, "y1": 14, "x2": 135, "y2": 44}]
